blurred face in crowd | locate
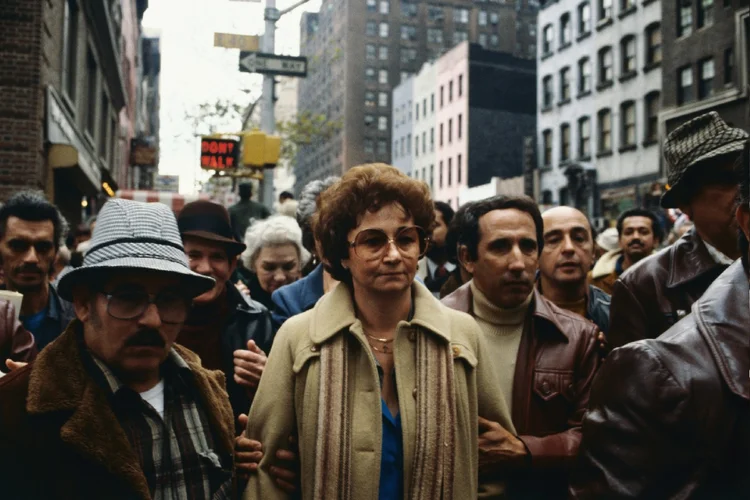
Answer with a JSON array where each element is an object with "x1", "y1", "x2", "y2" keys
[
  {"x1": 431, "y1": 209, "x2": 449, "y2": 249},
  {"x1": 343, "y1": 202, "x2": 423, "y2": 296},
  {"x1": 462, "y1": 209, "x2": 538, "y2": 309},
  {"x1": 253, "y1": 244, "x2": 301, "y2": 294},
  {"x1": 184, "y1": 237, "x2": 237, "y2": 304},
  {"x1": 620, "y1": 216, "x2": 657, "y2": 263},
  {"x1": 540, "y1": 207, "x2": 594, "y2": 289},
  {"x1": 679, "y1": 182, "x2": 739, "y2": 259},
  {"x1": 74, "y1": 271, "x2": 190, "y2": 386},
  {"x1": 0, "y1": 216, "x2": 55, "y2": 294}
]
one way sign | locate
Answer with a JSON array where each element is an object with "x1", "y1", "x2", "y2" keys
[{"x1": 239, "y1": 51, "x2": 308, "y2": 77}]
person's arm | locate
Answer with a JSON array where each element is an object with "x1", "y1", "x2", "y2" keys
[
  {"x1": 0, "y1": 300, "x2": 36, "y2": 372},
  {"x1": 517, "y1": 325, "x2": 600, "y2": 469},
  {"x1": 608, "y1": 279, "x2": 649, "y2": 350}
]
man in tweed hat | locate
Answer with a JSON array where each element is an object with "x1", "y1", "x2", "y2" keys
[
  {"x1": 607, "y1": 111, "x2": 747, "y2": 350},
  {"x1": 0, "y1": 199, "x2": 237, "y2": 498}
]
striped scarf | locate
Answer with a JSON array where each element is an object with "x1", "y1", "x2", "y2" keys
[{"x1": 313, "y1": 330, "x2": 457, "y2": 500}]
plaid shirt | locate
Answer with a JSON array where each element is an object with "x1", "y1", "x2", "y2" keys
[{"x1": 89, "y1": 351, "x2": 232, "y2": 500}]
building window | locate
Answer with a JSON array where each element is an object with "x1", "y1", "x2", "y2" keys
[
  {"x1": 542, "y1": 129, "x2": 553, "y2": 166},
  {"x1": 366, "y1": 44, "x2": 376, "y2": 59},
  {"x1": 367, "y1": 0, "x2": 377, "y2": 12},
  {"x1": 448, "y1": 118, "x2": 453, "y2": 143},
  {"x1": 378, "y1": 69, "x2": 388, "y2": 84},
  {"x1": 393, "y1": 140, "x2": 398, "y2": 159},
  {"x1": 448, "y1": 158, "x2": 453, "y2": 186},
  {"x1": 490, "y1": 12, "x2": 499, "y2": 25},
  {"x1": 63, "y1": 0, "x2": 79, "y2": 102},
  {"x1": 431, "y1": 93, "x2": 435, "y2": 112},
  {"x1": 457, "y1": 155, "x2": 463, "y2": 184},
  {"x1": 401, "y1": 47, "x2": 417, "y2": 63},
  {"x1": 430, "y1": 128, "x2": 435, "y2": 151},
  {"x1": 454, "y1": 8, "x2": 469, "y2": 23},
  {"x1": 422, "y1": 131, "x2": 426, "y2": 153},
  {"x1": 645, "y1": 23, "x2": 662, "y2": 66},
  {"x1": 439, "y1": 123, "x2": 444, "y2": 146},
  {"x1": 415, "y1": 136, "x2": 419, "y2": 156},
  {"x1": 406, "y1": 134, "x2": 411, "y2": 153},
  {"x1": 620, "y1": 0, "x2": 635, "y2": 11},
  {"x1": 724, "y1": 47, "x2": 734, "y2": 85},
  {"x1": 490, "y1": 34, "x2": 499, "y2": 47},
  {"x1": 578, "y1": 117, "x2": 591, "y2": 159},
  {"x1": 678, "y1": 65, "x2": 694, "y2": 104},
  {"x1": 598, "y1": 108, "x2": 612, "y2": 153},
  {"x1": 85, "y1": 49, "x2": 97, "y2": 136},
  {"x1": 621, "y1": 35, "x2": 636, "y2": 74},
  {"x1": 560, "y1": 13, "x2": 572, "y2": 47},
  {"x1": 478, "y1": 33, "x2": 488, "y2": 47},
  {"x1": 365, "y1": 91, "x2": 376, "y2": 108},
  {"x1": 644, "y1": 92, "x2": 660, "y2": 143},
  {"x1": 378, "y1": 116, "x2": 388, "y2": 131},
  {"x1": 366, "y1": 21, "x2": 377, "y2": 36},
  {"x1": 428, "y1": 28, "x2": 444, "y2": 45},
  {"x1": 415, "y1": 102, "x2": 419, "y2": 121},
  {"x1": 621, "y1": 101, "x2": 636, "y2": 148},
  {"x1": 428, "y1": 5, "x2": 443, "y2": 21},
  {"x1": 449, "y1": 81, "x2": 453, "y2": 102},
  {"x1": 378, "y1": 92, "x2": 388, "y2": 107},
  {"x1": 379, "y1": 22, "x2": 389, "y2": 37},
  {"x1": 560, "y1": 123, "x2": 571, "y2": 161},
  {"x1": 479, "y1": 10, "x2": 488, "y2": 25},
  {"x1": 379, "y1": 46, "x2": 388, "y2": 60},
  {"x1": 599, "y1": 0, "x2": 613, "y2": 20},
  {"x1": 365, "y1": 67, "x2": 376, "y2": 81},
  {"x1": 440, "y1": 86, "x2": 444, "y2": 107},
  {"x1": 698, "y1": 0, "x2": 714, "y2": 28},
  {"x1": 560, "y1": 67, "x2": 571, "y2": 102},
  {"x1": 543, "y1": 24, "x2": 554, "y2": 54},
  {"x1": 439, "y1": 161, "x2": 444, "y2": 188},
  {"x1": 599, "y1": 46, "x2": 613, "y2": 84},
  {"x1": 365, "y1": 114, "x2": 375, "y2": 127},
  {"x1": 402, "y1": 1, "x2": 417, "y2": 17},
  {"x1": 430, "y1": 164, "x2": 434, "y2": 188},
  {"x1": 364, "y1": 139, "x2": 374, "y2": 154},
  {"x1": 678, "y1": 1, "x2": 693, "y2": 38},
  {"x1": 542, "y1": 75, "x2": 554, "y2": 108},
  {"x1": 579, "y1": 2, "x2": 591, "y2": 35},
  {"x1": 699, "y1": 58, "x2": 715, "y2": 99},
  {"x1": 458, "y1": 114, "x2": 462, "y2": 140},
  {"x1": 579, "y1": 57, "x2": 592, "y2": 94},
  {"x1": 380, "y1": 0, "x2": 389, "y2": 15},
  {"x1": 458, "y1": 74, "x2": 464, "y2": 97},
  {"x1": 453, "y1": 31, "x2": 469, "y2": 44},
  {"x1": 401, "y1": 25, "x2": 417, "y2": 41}
]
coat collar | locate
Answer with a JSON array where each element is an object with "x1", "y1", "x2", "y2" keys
[
  {"x1": 309, "y1": 280, "x2": 451, "y2": 345},
  {"x1": 667, "y1": 228, "x2": 725, "y2": 288},
  {"x1": 692, "y1": 261, "x2": 750, "y2": 400},
  {"x1": 26, "y1": 321, "x2": 235, "y2": 499},
  {"x1": 295, "y1": 263, "x2": 326, "y2": 311}
]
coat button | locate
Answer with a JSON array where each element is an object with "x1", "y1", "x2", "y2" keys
[
  {"x1": 452, "y1": 346, "x2": 461, "y2": 357},
  {"x1": 310, "y1": 345, "x2": 318, "y2": 352},
  {"x1": 412, "y1": 388, "x2": 418, "y2": 399},
  {"x1": 541, "y1": 381, "x2": 551, "y2": 395},
  {"x1": 408, "y1": 330, "x2": 416, "y2": 342}
]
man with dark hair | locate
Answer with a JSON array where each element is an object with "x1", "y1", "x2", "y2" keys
[
  {"x1": 417, "y1": 201, "x2": 455, "y2": 297},
  {"x1": 442, "y1": 195, "x2": 600, "y2": 498},
  {"x1": 0, "y1": 191, "x2": 74, "y2": 349},
  {"x1": 589, "y1": 208, "x2": 662, "y2": 295},
  {"x1": 607, "y1": 112, "x2": 747, "y2": 350},
  {"x1": 439, "y1": 201, "x2": 475, "y2": 298},
  {"x1": 571, "y1": 139, "x2": 750, "y2": 498},
  {"x1": 278, "y1": 191, "x2": 294, "y2": 204},
  {"x1": 228, "y1": 182, "x2": 271, "y2": 242}
]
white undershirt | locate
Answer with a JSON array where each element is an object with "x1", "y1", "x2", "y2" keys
[{"x1": 139, "y1": 379, "x2": 165, "y2": 419}]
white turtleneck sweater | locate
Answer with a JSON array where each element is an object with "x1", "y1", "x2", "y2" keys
[{"x1": 471, "y1": 281, "x2": 533, "y2": 416}]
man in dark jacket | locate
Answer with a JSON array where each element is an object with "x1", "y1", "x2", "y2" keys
[
  {"x1": 608, "y1": 112, "x2": 747, "y2": 349},
  {"x1": 177, "y1": 200, "x2": 274, "y2": 426},
  {"x1": 571, "y1": 139, "x2": 750, "y2": 498},
  {"x1": 228, "y1": 182, "x2": 271, "y2": 242},
  {"x1": 441, "y1": 195, "x2": 600, "y2": 499},
  {"x1": 538, "y1": 206, "x2": 610, "y2": 333}
]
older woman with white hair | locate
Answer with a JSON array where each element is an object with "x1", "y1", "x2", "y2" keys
[{"x1": 240, "y1": 215, "x2": 311, "y2": 310}]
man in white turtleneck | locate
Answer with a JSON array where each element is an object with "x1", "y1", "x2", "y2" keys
[{"x1": 442, "y1": 195, "x2": 601, "y2": 499}]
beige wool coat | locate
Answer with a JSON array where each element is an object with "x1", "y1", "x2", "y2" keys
[{"x1": 243, "y1": 280, "x2": 515, "y2": 500}]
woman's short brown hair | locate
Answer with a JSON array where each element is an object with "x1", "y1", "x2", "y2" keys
[{"x1": 313, "y1": 163, "x2": 435, "y2": 283}]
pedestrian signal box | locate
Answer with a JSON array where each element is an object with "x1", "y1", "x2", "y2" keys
[
  {"x1": 242, "y1": 130, "x2": 281, "y2": 168},
  {"x1": 201, "y1": 138, "x2": 239, "y2": 170}
]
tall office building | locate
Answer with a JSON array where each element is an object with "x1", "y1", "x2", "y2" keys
[{"x1": 294, "y1": 0, "x2": 538, "y2": 193}]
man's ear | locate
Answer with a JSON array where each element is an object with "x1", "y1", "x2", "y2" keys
[
  {"x1": 72, "y1": 289, "x2": 92, "y2": 323},
  {"x1": 458, "y1": 245, "x2": 475, "y2": 275},
  {"x1": 736, "y1": 204, "x2": 750, "y2": 241}
]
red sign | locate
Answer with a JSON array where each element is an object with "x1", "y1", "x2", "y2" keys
[{"x1": 201, "y1": 138, "x2": 239, "y2": 170}]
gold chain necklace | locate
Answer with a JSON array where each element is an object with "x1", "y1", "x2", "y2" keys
[{"x1": 364, "y1": 331, "x2": 394, "y2": 354}]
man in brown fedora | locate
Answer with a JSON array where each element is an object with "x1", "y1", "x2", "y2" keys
[{"x1": 607, "y1": 111, "x2": 747, "y2": 350}]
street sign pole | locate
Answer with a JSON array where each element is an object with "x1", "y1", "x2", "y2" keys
[{"x1": 260, "y1": 0, "x2": 279, "y2": 208}]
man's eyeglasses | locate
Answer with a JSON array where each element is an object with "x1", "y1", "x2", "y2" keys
[
  {"x1": 100, "y1": 288, "x2": 191, "y2": 324},
  {"x1": 348, "y1": 226, "x2": 429, "y2": 261}
]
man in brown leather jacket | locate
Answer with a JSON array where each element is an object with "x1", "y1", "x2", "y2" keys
[
  {"x1": 442, "y1": 195, "x2": 600, "y2": 499},
  {"x1": 608, "y1": 112, "x2": 748, "y2": 349},
  {"x1": 571, "y1": 139, "x2": 750, "y2": 498}
]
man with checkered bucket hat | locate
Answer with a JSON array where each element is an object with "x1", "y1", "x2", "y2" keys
[{"x1": 607, "y1": 111, "x2": 747, "y2": 350}]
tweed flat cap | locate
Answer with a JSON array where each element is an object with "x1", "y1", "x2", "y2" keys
[
  {"x1": 661, "y1": 111, "x2": 748, "y2": 208},
  {"x1": 58, "y1": 199, "x2": 215, "y2": 301}
]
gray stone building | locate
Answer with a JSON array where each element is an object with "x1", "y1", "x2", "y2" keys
[{"x1": 294, "y1": 0, "x2": 538, "y2": 193}]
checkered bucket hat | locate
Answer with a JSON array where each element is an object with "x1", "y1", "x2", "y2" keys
[
  {"x1": 57, "y1": 198, "x2": 215, "y2": 301},
  {"x1": 661, "y1": 111, "x2": 748, "y2": 208}
]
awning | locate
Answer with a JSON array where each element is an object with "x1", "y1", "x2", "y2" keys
[{"x1": 116, "y1": 190, "x2": 209, "y2": 213}]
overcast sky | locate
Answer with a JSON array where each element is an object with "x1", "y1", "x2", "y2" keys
[{"x1": 142, "y1": 0, "x2": 322, "y2": 194}]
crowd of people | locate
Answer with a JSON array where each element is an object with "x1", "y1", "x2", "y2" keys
[{"x1": 0, "y1": 110, "x2": 748, "y2": 498}]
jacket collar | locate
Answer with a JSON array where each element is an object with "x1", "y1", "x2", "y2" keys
[
  {"x1": 297, "y1": 263, "x2": 326, "y2": 311},
  {"x1": 26, "y1": 321, "x2": 235, "y2": 499},
  {"x1": 309, "y1": 280, "x2": 451, "y2": 345},
  {"x1": 442, "y1": 280, "x2": 570, "y2": 340},
  {"x1": 590, "y1": 249, "x2": 623, "y2": 279},
  {"x1": 667, "y1": 228, "x2": 725, "y2": 288},
  {"x1": 692, "y1": 261, "x2": 750, "y2": 400}
]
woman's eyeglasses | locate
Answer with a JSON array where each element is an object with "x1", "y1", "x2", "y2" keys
[{"x1": 348, "y1": 226, "x2": 429, "y2": 261}]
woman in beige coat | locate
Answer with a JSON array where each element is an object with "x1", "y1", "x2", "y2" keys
[{"x1": 244, "y1": 164, "x2": 515, "y2": 500}]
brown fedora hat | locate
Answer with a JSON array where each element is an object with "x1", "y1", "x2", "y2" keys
[
  {"x1": 177, "y1": 200, "x2": 247, "y2": 256},
  {"x1": 661, "y1": 111, "x2": 748, "y2": 208}
]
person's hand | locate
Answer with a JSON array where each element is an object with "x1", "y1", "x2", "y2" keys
[
  {"x1": 235, "y1": 413, "x2": 263, "y2": 482},
  {"x1": 478, "y1": 417, "x2": 528, "y2": 474},
  {"x1": 271, "y1": 434, "x2": 299, "y2": 493},
  {"x1": 596, "y1": 331, "x2": 608, "y2": 358},
  {"x1": 6, "y1": 360, "x2": 28, "y2": 371},
  {"x1": 233, "y1": 340, "x2": 267, "y2": 389},
  {"x1": 236, "y1": 280, "x2": 251, "y2": 297}
]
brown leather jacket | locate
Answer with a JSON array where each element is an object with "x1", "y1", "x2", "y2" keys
[
  {"x1": 442, "y1": 283, "x2": 600, "y2": 499},
  {"x1": 0, "y1": 299, "x2": 36, "y2": 371},
  {"x1": 572, "y1": 261, "x2": 750, "y2": 498},
  {"x1": 608, "y1": 228, "x2": 728, "y2": 350}
]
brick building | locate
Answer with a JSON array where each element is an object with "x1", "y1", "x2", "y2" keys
[
  {"x1": 660, "y1": 1, "x2": 749, "y2": 136},
  {"x1": 0, "y1": 0, "x2": 149, "y2": 226}
]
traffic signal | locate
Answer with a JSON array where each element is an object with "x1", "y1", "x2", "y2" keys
[{"x1": 242, "y1": 129, "x2": 281, "y2": 168}]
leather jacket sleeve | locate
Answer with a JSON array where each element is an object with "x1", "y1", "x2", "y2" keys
[
  {"x1": 607, "y1": 279, "x2": 649, "y2": 350},
  {"x1": 0, "y1": 300, "x2": 37, "y2": 371},
  {"x1": 518, "y1": 324, "x2": 600, "y2": 468},
  {"x1": 570, "y1": 342, "x2": 697, "y2": 498}
]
